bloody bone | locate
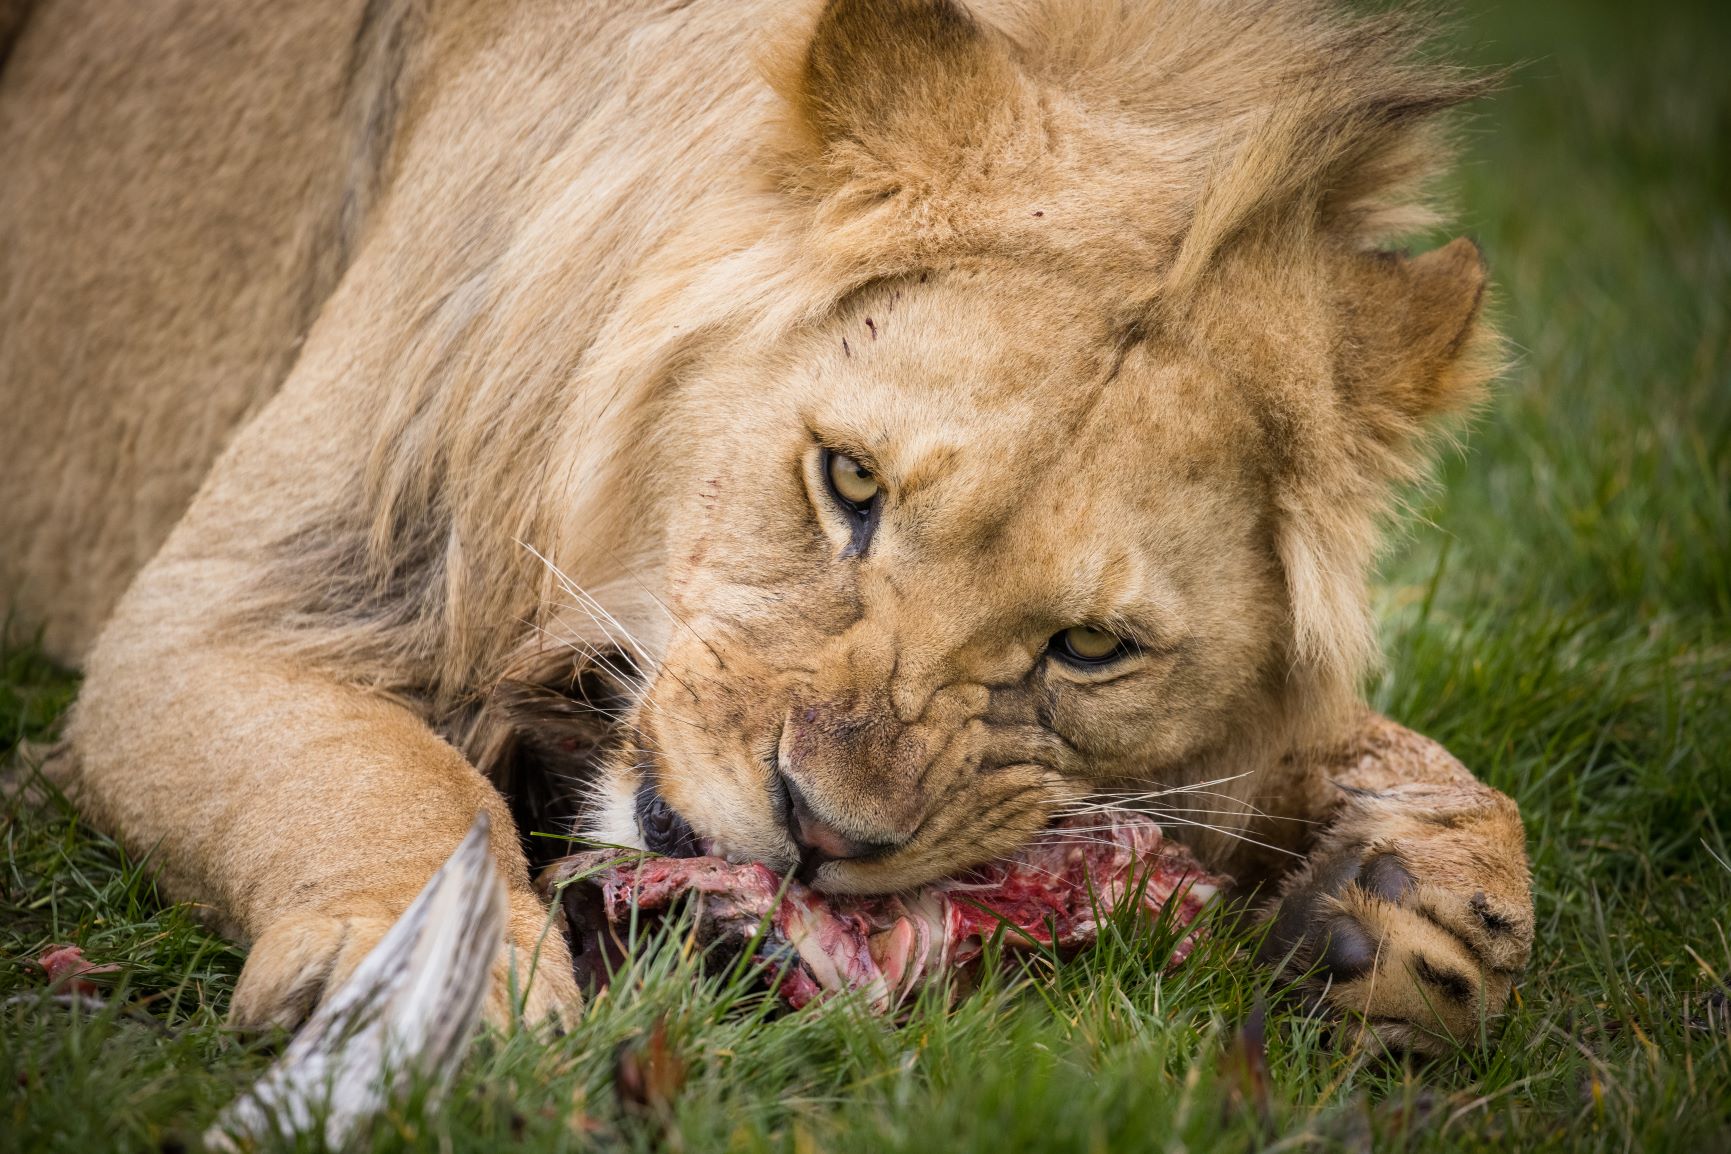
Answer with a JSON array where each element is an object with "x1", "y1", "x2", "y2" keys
[{"x1": 538, "y1": 812, "x2": 1226, "y2": 1012}]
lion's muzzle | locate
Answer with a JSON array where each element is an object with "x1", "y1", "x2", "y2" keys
[{"x1": 776, "y1": 695, "x2": 932, "y2": 860}]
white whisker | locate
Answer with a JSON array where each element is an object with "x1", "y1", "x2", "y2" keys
[{"x1": 517, "y1": 620, "x2": 706, "y2": 732}]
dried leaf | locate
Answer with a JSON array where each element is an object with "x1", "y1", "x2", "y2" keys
[
  {"x1": 1220, "y1": 998, "x2": 1273, "y2": 1129},
  {"x1": 615, "y1": 1016, "x2": 687, "y2": 1116}
]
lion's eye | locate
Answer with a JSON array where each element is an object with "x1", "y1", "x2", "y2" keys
[
  {"x1": 824, "y1": 450, "x2": 880, "y2": 511},
  {"x1": 1053, "y1": 625, "x2": 1131, "y2": 665}
]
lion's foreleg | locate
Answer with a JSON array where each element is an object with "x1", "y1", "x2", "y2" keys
[
  {"x1": 1257, "y1": 713, "x2": 1534, "y2": 1054},
  {"x1": 66, "y1": 589, "x2": 578, "y2": 1032}
]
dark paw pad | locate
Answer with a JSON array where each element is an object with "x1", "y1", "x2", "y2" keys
[
  {"x1": 1359, "y1": 853, "x2": 1415, "y2": 903},
  {"x1": 1260, "y1": 847, "x2": 1412, "y2": 975},
  {"x1": 1318, "y1": 916, "x2": 1378, "y2": 981}
]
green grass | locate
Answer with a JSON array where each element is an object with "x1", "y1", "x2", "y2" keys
[{"x1": 5, "y1": 1, "x2": 1730, "y2": 1149}]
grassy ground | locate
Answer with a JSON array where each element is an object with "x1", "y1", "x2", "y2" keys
[{"x1": 5, "y1": 1, "x2": 1729, "y2": 1150}]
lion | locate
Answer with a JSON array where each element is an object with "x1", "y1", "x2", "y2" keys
[{"x1": 0, "y1": 0, "x2": 1532, "y2": 1055}]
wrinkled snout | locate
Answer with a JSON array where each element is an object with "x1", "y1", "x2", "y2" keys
[{"x1": 775, "y1": 694, "x2": 934, "y2": 876}]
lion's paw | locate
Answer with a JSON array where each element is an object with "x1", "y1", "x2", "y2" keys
[
  {"x1": 1259, "y1": 784, "x2": 1534, "y2": 1055},
  {"x1": 229, "y1": 910, "x2": 397, "y2": 1032},
  {"x1": 229, "y1": 894, "x2": 580, "y2": 1034}
]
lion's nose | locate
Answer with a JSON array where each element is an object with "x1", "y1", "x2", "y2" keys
[{"x1": 779, "y1": 774, "x2": 889, "y2": 870}]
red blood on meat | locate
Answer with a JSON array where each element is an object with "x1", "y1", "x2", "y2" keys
[{"x1": 538, "y1": 812, "x2": 1224, "y2": 1013}]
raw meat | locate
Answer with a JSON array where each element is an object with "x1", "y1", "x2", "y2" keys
[
  {"x1": 538, "y1": 812, "x2": 1225, "y2": 1012},
  {"x1": 36, "y1": 944, "x2": 120, "y2": 996}
]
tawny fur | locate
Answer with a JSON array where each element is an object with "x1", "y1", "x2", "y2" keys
[{"x1": 0, "y1": 0, "x2": 1528, "y2": 1051}]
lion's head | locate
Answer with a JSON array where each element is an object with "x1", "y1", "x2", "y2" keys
[{"x1": 562, "y1": 0, "x2": 1497, "y2": 893}]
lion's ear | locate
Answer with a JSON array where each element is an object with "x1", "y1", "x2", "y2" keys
[
  {"x1": 793, "y1": 0, "x2": 1020, "y2": 163},
  {"x1": 1341, "y1": 237, "x2": 1494, "y2": 442}
]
